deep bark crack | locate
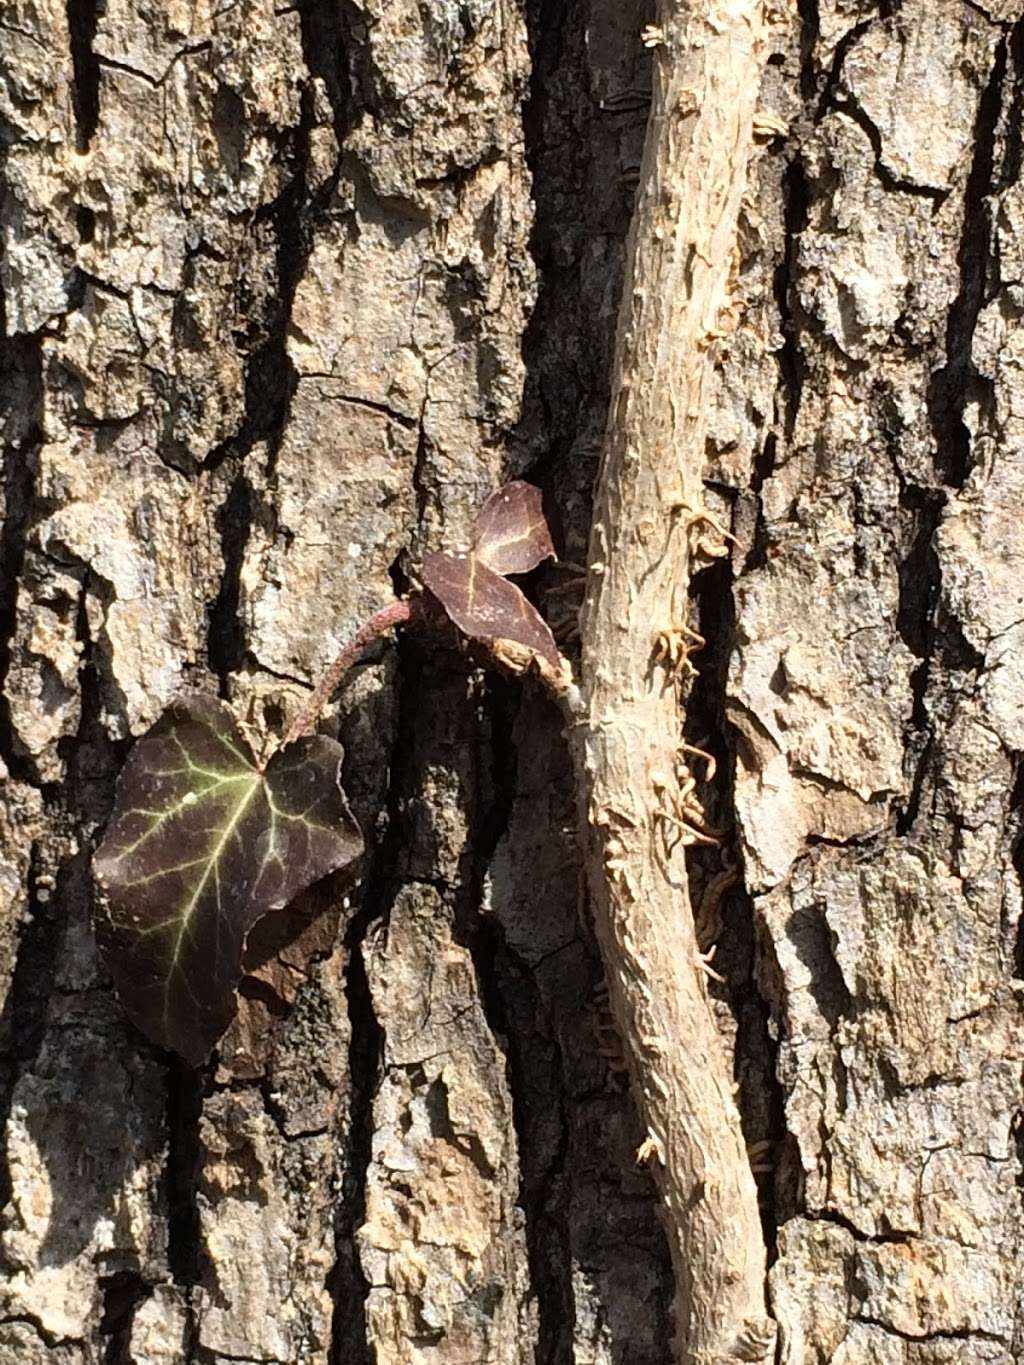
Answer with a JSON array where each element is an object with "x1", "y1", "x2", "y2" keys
[
  {"x1": 328, "y1": 637, "x2": 417, "y2": 1365},
  {"x1": 774, "y1": 150, "x2": 809, "y2": 442},
  {"x1": 327, "y1": 897, "x2": 379, "y2": 1365},
  {"x1": 928, "y1": 32, "x2": 1007, "y2": 489},
  {"x1": 208, "y1": 471, "x2": 254, "y2": 691},
  {"x1": 165, "y1": 1058, "x2": 205, "y2": 1291},
  {"x1": 0, "y1": 840, "x2": 45, "y2": 1213},
  {"x1": 1009, "y1": 756, "x2": 1024, "y2": 980},
  {"x1": 794, "y1": 0, "x2": 820, "y2": 103},
  {"x1": 0, "y1": 334, "x2": 43, "y2": 784},
  {"x1": 296, "y1": 0, "x2": 352, "y2": 144},
  {"x1": 100, "y1": 1270, "x2": 152, "y2": 1365},
  {"x1": 66, "y1": 0, "x2": 101, "y2": 151},
  {"x1": 465, "y1": 677, "x2": 578, "y2": 1364},
  {"x1": 692, "y1": 556, "x2": 785, "y2": 1253},
  {"x1": 893, "y1": 484, "x2": 943, "y2": 836}
]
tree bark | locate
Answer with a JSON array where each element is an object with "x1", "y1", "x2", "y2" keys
[{"x1": 1, "y1": 2, "x2": 1023, "y2": 1363}]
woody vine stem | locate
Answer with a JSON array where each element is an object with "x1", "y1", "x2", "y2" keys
[
  {"x1": 571, "y1": 2, "x2": 773, "y2": 1359},
  {"x1": 285, "y1": 599, "x2": 416, "y2": 746}
]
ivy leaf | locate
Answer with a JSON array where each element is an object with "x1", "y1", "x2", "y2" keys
[
  {"x1": 422, "y1": 551, "x2": 561, "y2": 670},
  {"x1": 471, "y1": 480, "x2": 556, "y2": 576},
  {"x1": 92, "y1": 694, "x2": 362, "y2": 1066}
]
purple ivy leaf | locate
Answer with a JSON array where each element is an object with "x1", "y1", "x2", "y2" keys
[
  {"x1": 421, "y1": 551, "x2": 561, "y2": 670},
  {"x1": 92, "y1": 694, "x2": 362, "y2": 1066},
  {"x1": 471, "y1": 480, "x2": 556, "y2": 576}
]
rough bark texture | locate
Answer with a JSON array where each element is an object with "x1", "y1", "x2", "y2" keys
[
  {"x1": 731, "y1": 3, "x2": 1024, "y2": 1361},
  {"x1": 1, "y1": 1, "x2": 1023, "y2": 1364}
]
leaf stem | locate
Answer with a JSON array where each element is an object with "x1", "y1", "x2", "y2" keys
[{"x1": 286, "y1": 598, "x2": 415, "y2": 745}]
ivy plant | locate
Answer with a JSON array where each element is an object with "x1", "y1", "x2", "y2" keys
[
  {"x1": 93, "y1": 482, "x2": 564, "y2": 1064},
  {"x1": 92, "y1": 696, "x2": 363, "y2": 1064}
]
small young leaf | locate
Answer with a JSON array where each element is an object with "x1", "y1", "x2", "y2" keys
[
  {"x1": 422, "y1": 551, "x2": 561, "y2": 670},
  {"x1": 471, "y1": 480, "x2": 556, "y2": 576},
  {"x1": 92, "y1": 695, "x2": 362, "y2": 1066}
]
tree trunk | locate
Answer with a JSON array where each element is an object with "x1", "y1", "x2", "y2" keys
[{"x1": 1, "y1": 1, "x2": 1021, "y2": 1363}]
